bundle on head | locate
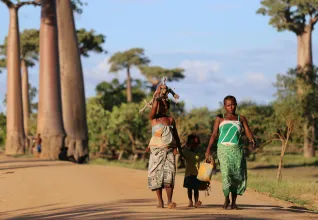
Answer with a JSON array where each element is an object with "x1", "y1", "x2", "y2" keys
[{"x1": 139, "y1": 76, "x2": 180, "y2": 113}]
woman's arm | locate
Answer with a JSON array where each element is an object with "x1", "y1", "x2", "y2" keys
[
  {"x1": 171, "y1": 118, "x2": 184, "y2": 158},
  {"x1": 241, "y1": 115, "x2": 255, "y2": 147},
  {"x1": 149, "y1": 86, "x2": 161, "y2": 120},
  {"x1": 149, "y1": 99, "x2": 158, "y2": 120},
  {"x1": 205, "y1": 116, "x2": 221, "y2": 158}
]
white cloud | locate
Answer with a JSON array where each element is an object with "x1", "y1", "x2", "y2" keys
[
  {"x1": 224, "y1": 71, "x2": 273, "y2": 93},
  {"x1": 179, "y1": 60, "x2": 221, "y2": 82}
]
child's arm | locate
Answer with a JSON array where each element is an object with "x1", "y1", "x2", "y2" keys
[
  {"x1": 241, "y1": 115, "x2": 255, "y2": 147},
  {"x1": 205, "y1": 116, "x2": 221, "y2": 158}
]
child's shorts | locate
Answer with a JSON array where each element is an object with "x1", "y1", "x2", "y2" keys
[
  {"x1": 183, "y1": 175, "x2": 200, "y2": 190},
  {"x1": 37, "y1": 145, "x2": 42, "y2": 153}
]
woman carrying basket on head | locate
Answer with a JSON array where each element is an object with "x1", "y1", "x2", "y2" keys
[
  {"x1": 205, "y1": 95, "x2": 255, "y2": 210},
  {"x1": 145, "y1": 82, "x2": 184, "y2": 209}
]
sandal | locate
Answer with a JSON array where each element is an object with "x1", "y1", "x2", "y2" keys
[{"x1": 168, "y1": 202, "x2": 177, "y2": 209}]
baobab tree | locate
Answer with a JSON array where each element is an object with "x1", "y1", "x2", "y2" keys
[
  {"x1": 257, "y1": 1, "x2": 318, "y2": 157},
  {"x1": 108, "y1": 48, "x2": 150, "y2": 102},
  {"x1": 0, "y1": 29, "x2": 39, "y2": 137},
  {"x1": 0, "y1": 0, "x2": 40, "y2": 154},
  {"x1": 139, "y1": 66, "x2": 185, "y2": 91},
  {"x1": 37, "y1": 0, "x2": 65, "y2": 159},
  {"x1": 56, "y1": 0, "x2": 92, "y2": 163}
]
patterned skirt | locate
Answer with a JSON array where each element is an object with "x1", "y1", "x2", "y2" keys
[
  {"x1": 148, "y1": 147, "x2": 175, "y2": 190},
  {"x1": 217, "y1": 143, "x2": 247, "y2": 196}
]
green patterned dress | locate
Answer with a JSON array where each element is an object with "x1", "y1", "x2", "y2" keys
[{"x1": 217, "y1": 114, "x2": 247, "y2": 197}]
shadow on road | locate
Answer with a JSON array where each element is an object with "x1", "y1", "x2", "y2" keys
[
  {"x1": 0, "y1": 155, "x2": 75, "y2": 171},
  {"x1": 0, "y1": 163, "x2": 73, "y2": 171},
  {"x1": 1, "y1": 199, "x2": 316, "y2": 220}
]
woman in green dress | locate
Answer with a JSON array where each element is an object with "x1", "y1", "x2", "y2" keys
[{"x1": 205, "y1": 95, "x2": 255, "y2": 210}]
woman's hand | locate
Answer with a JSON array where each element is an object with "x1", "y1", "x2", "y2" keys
[
  {"x1": 145, "y1": 147, "x2": 150, "y2": 153},
  {"x1": 173, "y1": 148, "x2": 178, "y2": 155},
  {"x1": 205, "y1": 148, "x2": 211, "y2": 159},
  {"x1": 250, "y1": 139, "x2": 256, "y2": 148}
]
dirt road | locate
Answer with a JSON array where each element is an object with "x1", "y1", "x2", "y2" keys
[{"x1": 0, "y1": 156, "x2": 317, "y2": 220}]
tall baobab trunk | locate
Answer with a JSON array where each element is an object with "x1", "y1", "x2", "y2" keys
[
  {"x1": 126, "y1": 67, "x2": 132, "y2": 102},
  {"x1": 21, "y1": 59, "x2": 30, "y2": 136},
  {"x1": 37, "y1": 10, "x2": 45, "y2": 136},
  {"x1": 56, "y1": 0, "x2": 88, "y2": 163},
  {"x1": 296, "y1": 26, "x2": 316, "y2": 158},
  {"x1": 297, "y1": 27, "x2": 312, "y2": 69},
  {"x1": 5, "y1": 6, "x2": 25, "y2": 155},
  {"x1": 38, "y1": 0, "x2": 65, "y2": 160}
]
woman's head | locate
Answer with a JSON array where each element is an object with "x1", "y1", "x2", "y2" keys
[
  {"x1": 223, "y1": 95, "x2": 237, "y2": 114},
  {"x1": 186, "y1": 134, "x2": 200, "y2": 149}
]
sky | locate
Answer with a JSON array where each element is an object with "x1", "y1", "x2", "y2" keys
[{"x1": 0, "y1": 0, "x2": 318, "y2": 112}]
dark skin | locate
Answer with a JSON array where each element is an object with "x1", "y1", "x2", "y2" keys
[
  {"x1": 205, "y1": 98, "x2": 255, "y2": 210},
  {"x1": 147, "y1": 85, "x2": 184, "y2": 209},
  {"x1": 186, "y1": 138, "x2": 201, "y2": 208}
]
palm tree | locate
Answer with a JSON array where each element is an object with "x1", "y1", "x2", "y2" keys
[{"x1": 108, "y1": 48, "x2": 150, "y2": 102}]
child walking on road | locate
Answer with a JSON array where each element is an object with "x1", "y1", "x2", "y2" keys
[{"x1": 183, "y1": 134, "x2": 202, "y2": 208}]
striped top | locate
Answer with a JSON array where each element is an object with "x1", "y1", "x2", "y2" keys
[{"x1": 217, "y1": 114, "x2": 242, "y2": 146}]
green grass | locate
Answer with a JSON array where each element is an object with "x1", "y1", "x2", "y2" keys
[
  {"x1": 89, "y1": 158, "x2": 148, "y2": 170},
  {"x1": 246, "y1": 172, "x2": 318, "y2": 211},
  {"x1": 248, "y1": 154, "x2": 318, "y2": 168}
]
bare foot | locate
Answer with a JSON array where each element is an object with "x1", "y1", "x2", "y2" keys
[
  {"x1": 157, "y1": 200, "x2": 164, "y2": 208},
  {"x1": 231, "y1": 203, "x2": 239, "y2": 210},
  {"x1": 188, "y1": 200, "x2": 193, "y2": 207},
  {"x1": 194, "y1": 201, "x2": 202, "y2": 208},
  {"x1": 168, "y1": 202, "x2": 177, "y2": 209},
  {"x1": 223, "y1": 198, "x2": 230, "y2": 210}
]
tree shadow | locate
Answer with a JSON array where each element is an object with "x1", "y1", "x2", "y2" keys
[
  {"x1": 0, "y1": 159, "x2": 54, "y2": 164},
  {"x1": 1, "y1": 199, "x2": 316, "y2": 220},
  {"x1": 0, "y1": 162, "x2": 73, "y2": 171}
]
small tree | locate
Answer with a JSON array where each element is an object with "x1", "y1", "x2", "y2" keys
[
  {"x1": 108, "y1": 48, "x2": 150, "y2": 102},
  {"x1": 269, "y1": 98, "x2": 301, "y2": 183},
  {"x1": 86, "y1": 97, "x2": 110, "y2": 157},
  {"x1": 270, "y1": 71, "x2": 303, "y2": 182}
]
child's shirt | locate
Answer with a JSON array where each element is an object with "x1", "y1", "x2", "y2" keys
[{"x1": 183, "y1": 147, "x2": 200, "y2": 177}]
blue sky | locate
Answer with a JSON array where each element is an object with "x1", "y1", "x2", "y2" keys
[{"x1": 0, "y1": 0, "x2": 318, "y2": 112}]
